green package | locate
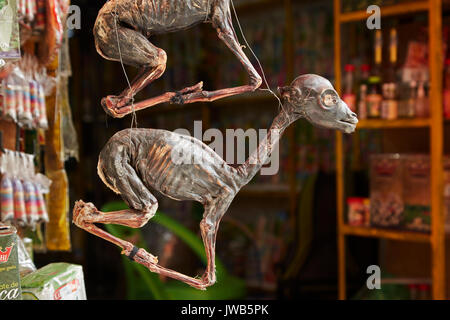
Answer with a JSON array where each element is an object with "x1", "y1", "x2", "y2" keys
[
  {"x1": 21, "y1": 263, "x2": 87, "y2": 300},
  {"x1": 0, "y1": 224, "x2": 22, "y2": 300}
]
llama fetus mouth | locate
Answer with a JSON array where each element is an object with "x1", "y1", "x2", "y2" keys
[{"x1": 338, "y1": 111, "x2": 358, "y2": 133}]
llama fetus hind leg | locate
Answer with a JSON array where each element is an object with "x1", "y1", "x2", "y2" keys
[
  {"x1": 73, "y1": 141, "x2": 159, "y2": 263},
  {"x1": 94, "y1": 11, "x2": 167, "y2": 117},
  {"x1": 198, "y1": 192, "x2": 235, "y2": 287},
  {"x1": 72, "y1": 200, "x2": 158, "y2": 264}
]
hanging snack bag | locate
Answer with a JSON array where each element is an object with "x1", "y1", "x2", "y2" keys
[
  {"x1": 4, "y1": 75, "x2": 17, "y2": 122},
  {"x1": 10, "y1": 151, "x2": 27, "y2": 226},
  {"x1": 37, "y1": 81, "x2": 47, "y2": 129},
  {"x1": 11, "y1": 69, "x2": 24, "y2": 125},
  {"x1": 0, "y1": 151, "x2": 14, "y2": 222},
  {"x1": 16, "y1": 66, "x2": 32, "y2": 128},
  {"x1": 22, "y1": 155, "x2": 39, "y2": 228},
  {"x1": 33, "y1": 173, "x2": 51, "y2": 224},
  {"x1": 34, "y1": 183, "x2": 48, "y2": 223},
  {"x1": 29, "y1": 79, "x2": 40, "y2": 127}
]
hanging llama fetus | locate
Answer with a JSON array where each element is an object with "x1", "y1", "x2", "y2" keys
[
  {"x1": 73, "y1": 74, "x2": 358, "y2": 290},
  {"x1": 94, "y1": 0, "x2": 263, "y2": 118}
]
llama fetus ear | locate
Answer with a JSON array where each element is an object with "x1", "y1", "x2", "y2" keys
[{"x1": 278, "y1": 86, "x2": 302, "y2": 104}]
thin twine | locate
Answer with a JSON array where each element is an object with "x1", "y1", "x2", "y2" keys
[
  {"x1": 112, "y1": 1, "x2": 138, "y2": 141},
  {"x1": 229, "y1": 0, "x2": 283, "y2": 111}
]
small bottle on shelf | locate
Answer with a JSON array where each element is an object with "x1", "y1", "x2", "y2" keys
[
  {"x1": 381, "y1": 83, "x2": 389, "y2": 119},
  {"x1": 388, "y1": 83, "x2": 398, "y2": 120},
  {"x1": 415, "y1": 81, "x2": 429, "y2": 118},
  {"x1": 406, "y1": 81, "x2": 417, "y2": 118},
  {"x1": 360, "y1": 64, "x2": 371, "y2": 87},
  {"x1": 373, "y1": 30, "x2": 383, "y2": 80},
  {"x1": 358, "y1": 84, "x2": 368, "y2": 120},
  {"x1": 367, "y1": 76, "x2": 382, "y2": 118},
  {"x1": 343, "y1": 64, "x2": 356, "y2": 112}
]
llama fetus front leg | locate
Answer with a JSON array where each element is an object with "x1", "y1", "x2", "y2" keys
[{"x1": 165, "y1": 15, "x2": 263, "y2": 105}]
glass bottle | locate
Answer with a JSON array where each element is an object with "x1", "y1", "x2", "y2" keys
[
  {"x1": 415, "y1": 81, "x2": 429, "y2": 118},
  {"x1": 367, "y1": 76, "x2": 382, "y2": 118},
  {"x1": 343, "y1": 64, "x2": 356, "y2": 112},
  {"x1": 406, "y1": 81, "x2": 417, "y2": 118},
  {"x1": 358, "y1": 84, "x2": 368, "y2": 120}
]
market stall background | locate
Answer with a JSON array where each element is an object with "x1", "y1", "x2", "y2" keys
[{"x1": 4, "y1": 0, "x2": 448, "y2": 300}]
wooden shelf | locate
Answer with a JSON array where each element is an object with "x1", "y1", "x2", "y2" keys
[
  {"x1": 342, "y1": 225, "x2": 431, "y2": 243},
  {"x1": 339, "y1": 1, "x2": 429, "y2": 23},
  {"x1": 239, "y1": 183, "x2": 299, "y2": 197},
  {"x1": 335, "y1": 0, "x2": 446, "y2": 300},
  {"x1": 356, "y1": 118, "x2": 431, "y2": 129}
]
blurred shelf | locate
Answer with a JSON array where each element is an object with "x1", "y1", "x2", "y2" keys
[
  {"x1": 246, "y1": 280, "x2": 277, "y2": 292},
  {"x1": 342, "y1": 224, "x2": 431, "y2": 243},
  {"x1": 356, "y1": 118, "x2": 431, "y2": 129},
  {"x1": 339, "y1": 1, "x2": 429, "y2": 23},
  {"x1": 239, "y1": 183, "x2": 299, "y2": 197}
]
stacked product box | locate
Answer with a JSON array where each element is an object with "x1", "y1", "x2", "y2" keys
[
  {"x1": 402, "y1": 155, "x2": 431, "y2": 232},
  {"x1": 21, "y1": 263, "x2": 86, "y2": 300},
  {"x1": 369, "y1": 154, "x2": 404, "y2": 228},
  {"x1": 366, "y1": 154, "x2": 450, "y2": 232}
]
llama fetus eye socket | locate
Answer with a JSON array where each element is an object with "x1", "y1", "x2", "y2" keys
[{"x1": 321, "y1": 89, "x2": 339, "y2": 108}]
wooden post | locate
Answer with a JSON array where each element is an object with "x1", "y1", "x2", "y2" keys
[
  {"x1": 334, "y1": 0, "x2": 346, "y2": 300},
  {"x1": 428, "y1": 0, "x2": 446, "y2": 300}
]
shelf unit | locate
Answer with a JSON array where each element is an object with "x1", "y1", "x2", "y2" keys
[{"x1": 334, "y1": 0, "x2": 445, "y2": 299}]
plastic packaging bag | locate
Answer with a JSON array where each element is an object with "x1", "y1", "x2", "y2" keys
[
  {"x1": 12, "y1": 177, "x2": 27, "y2": 226},
  {"x1": 0, "y1": 154, "x2": 14, "y2": 222},
  {"x1": 17, "y1": 236, "x2": 36, "y2": 277},
  {"x1": 22, "y1": 154, "x2": 39, "y2": 228},
  {"x1": 4, "y1": 74, "x2": 17, "y2": 122}
]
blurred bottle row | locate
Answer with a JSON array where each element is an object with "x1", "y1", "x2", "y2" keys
[{"x1": 342, "y1": 25, "x2": 450, "y2": 121}]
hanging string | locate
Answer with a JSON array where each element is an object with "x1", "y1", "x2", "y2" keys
[
  {"x1": 229, "y1": 0, "x2": 283, "y2": 111},
  {"x1": 112, "y1": 1, "x2": 138, "y2": 142}
]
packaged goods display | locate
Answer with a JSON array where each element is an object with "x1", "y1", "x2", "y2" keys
[
  {"x1": 0, "y1": 54, "x2": 50, "y2": 129},
  {"x1": 351, "y1": 155, "x2": 450, "y2": 232},
  {"x1": 402, "y1": 155, "x2": 431, "y2": 232},
  {"x1": 21, "y1": 263, "x2": 86, "y2": 300},
  {"x1": 0, "y1": 223, "x2": 22, "y2": 300},
  {"x1": 343, "y1": 26, "x2": 439, "y2": 120},
  {"x1": 369, "y1": 154, "x2": 404, "y2": 228},
  {"x1": 347, "y1": 197, "x2": 370, "y2": 227},
  {"x1": 0, "y1": 149, "x2": 50, "y2": 229}
]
